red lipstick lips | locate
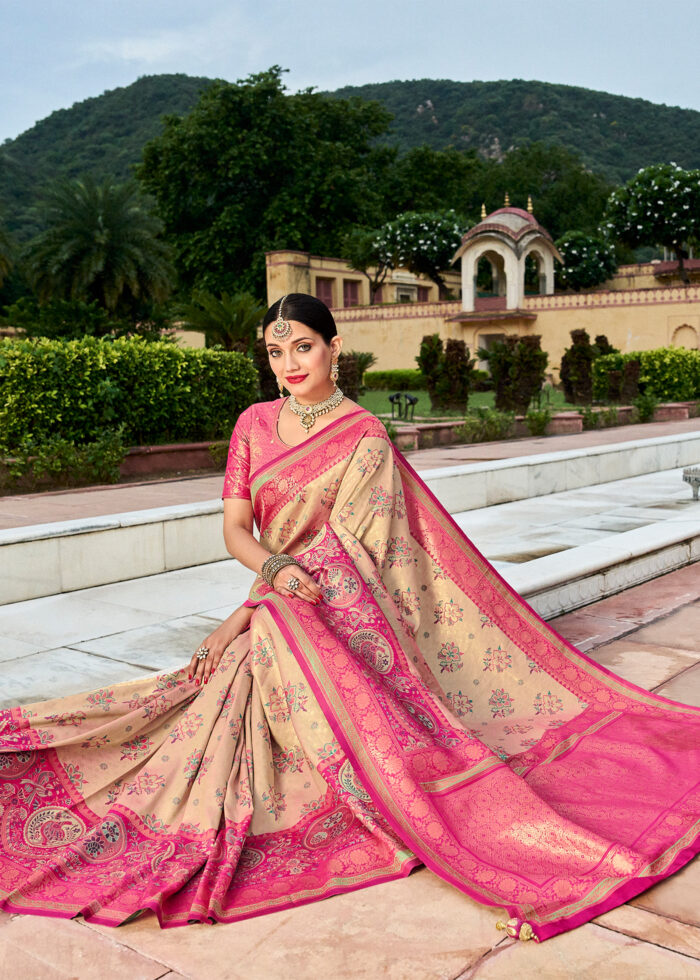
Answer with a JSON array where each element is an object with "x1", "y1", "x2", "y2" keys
[{"x1": 285, "y1": 374, "x2": 308, "y2": 384}]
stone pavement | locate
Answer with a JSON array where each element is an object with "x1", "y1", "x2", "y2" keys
[
  {"x1": 1, "y1": 417, "x2": 697, "y2": 532},
  {"x1": 1, "y1": 567, "x2": 699, "y2": 979}
]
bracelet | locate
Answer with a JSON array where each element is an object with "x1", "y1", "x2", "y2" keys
[{"x1": 261, "y1": 553, "x2": 298, "y2": 587}]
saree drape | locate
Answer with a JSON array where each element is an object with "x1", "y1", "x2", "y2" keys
[{"x1": 1, "y1": 405, "x2": 699, "y2": 942}]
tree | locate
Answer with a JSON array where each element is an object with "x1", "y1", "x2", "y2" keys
[
  {"x1": 342, "y1": 228, "x2": 393, "y2": 302},
  {"x1": 177, "y1": 290, "x2": 266, "y2": 352},
  {"x1": 25, "y1": 177, "x2": 175, "y2": 318},
  {"x1": 484, "y1": 335, "x2": 548, "y2": 414},
  {"x1": 555, "y1": 231, "x2": 617, "y2": 291},
  {"x1": 416, "y1": 334, "x2": 474, "y2": 411},
  {"x1": 0, "y1": 218, "x2": 12, "y2": 289},
  {"x1": 604, "y1": 163, "x2": 700, "y2": 282},
  {"x1": 138, "y1": 67, "x2": 394, "y2": 296},
  {"x1": 480, "y1": 143, "x2": 612, "y2": 240},
  {"x1": 378, "y1": 210, "x2": 464, "y2": 295}
]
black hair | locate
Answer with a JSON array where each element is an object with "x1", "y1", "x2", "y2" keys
[{"x1": 262, "y1": 293, "x2": 338, "y2": 344}]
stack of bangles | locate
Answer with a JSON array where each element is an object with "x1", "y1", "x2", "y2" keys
[{"x1": 261, "y1": 552, "x2": 299, "y2": 588}]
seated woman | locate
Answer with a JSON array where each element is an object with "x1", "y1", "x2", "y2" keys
[{"x1": 0, "y1": 294, "x2": 698, "y2": 943}]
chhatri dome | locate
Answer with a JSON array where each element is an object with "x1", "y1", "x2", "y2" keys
[{"x1": 452, "y1": 196, "x2": 562, "y2": 314}]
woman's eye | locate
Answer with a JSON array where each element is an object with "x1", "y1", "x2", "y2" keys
[
  {"x1": 269, "y1": 350, "x2": 281, "y2": 358},
  {"x1": 297, "y1": 344, "x2": 311, "y2": 352}
]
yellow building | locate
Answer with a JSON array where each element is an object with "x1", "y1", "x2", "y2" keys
[{"x1": 265, "y1": 209, "x2": 700, "y2": 377}]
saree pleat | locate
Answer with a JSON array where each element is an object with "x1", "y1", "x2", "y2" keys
[{"x1": 1, "y1": 406, "x2": 698, "y2": 940}]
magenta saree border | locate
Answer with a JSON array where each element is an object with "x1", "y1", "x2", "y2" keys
[
  {"x1": 393, "y1": 446, "x2": 700, "y2": 716},
  {"x1": 261, "y1": 597, "x2": 700, "y2": 943}
]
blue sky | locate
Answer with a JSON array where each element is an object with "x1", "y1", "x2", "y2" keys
[{"x1": 1, "y1": 0, "x2": 697, "y2": 142}]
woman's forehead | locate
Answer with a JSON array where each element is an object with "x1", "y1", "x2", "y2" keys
[{"x1": 265, "y1": 320, "x2": 318, "y2": 345}]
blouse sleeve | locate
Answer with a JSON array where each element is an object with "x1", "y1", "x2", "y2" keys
[{"x1": 222, "y1": 409, "x2": 252, "y2": 500}]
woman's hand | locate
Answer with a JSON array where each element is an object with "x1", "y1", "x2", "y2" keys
[
  {"x1": 273, "y1": 564, "x2": 322, "y2": 605},
  {"x1": 188, "y1": 605, "x2": 254, "y2": 687}
]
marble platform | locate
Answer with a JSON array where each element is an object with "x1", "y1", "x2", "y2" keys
[{"x1": 2, "y1": 430, "x2": 700, "y2": 605}]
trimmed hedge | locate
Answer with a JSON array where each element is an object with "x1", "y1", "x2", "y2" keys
[
  {"x1": 593, "y1": 347, "x2": 700, "y2": 402},
  {"x1": 0, "y1": 337, "x2": 258, "y2": 451},
  {"x1": 364, "y1": 369, "x2": 427, "y2": 391}
]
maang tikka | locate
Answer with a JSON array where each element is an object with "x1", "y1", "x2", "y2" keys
[{"x1": 271, "y1": 295, "x2": 292, "y2": 340}]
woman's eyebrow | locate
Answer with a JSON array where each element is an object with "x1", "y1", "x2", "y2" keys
[{"x1": 265, "y1": 336, "x2": 314, "y2": 348}]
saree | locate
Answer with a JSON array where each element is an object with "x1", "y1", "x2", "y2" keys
[{"x1": 0, "y1": 401, "x2": 699, "y2": 942}]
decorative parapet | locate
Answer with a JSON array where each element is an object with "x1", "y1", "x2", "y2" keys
[
  {"x1": 332, "y1": 300, "x2": 461, "y2": 322},
  {"x1": 523, "y1": 285, "x2": 700, "y2": 311}
]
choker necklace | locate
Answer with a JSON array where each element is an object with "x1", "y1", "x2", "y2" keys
[{"x1": 288, "y1": 386, "x2": 344, "y2": 431}]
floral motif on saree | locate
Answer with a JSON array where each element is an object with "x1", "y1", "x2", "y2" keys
[{"x1": 1, "y1": 401, "x2": 699, "y2": 941}]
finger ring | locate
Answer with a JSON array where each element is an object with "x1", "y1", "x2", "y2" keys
[
  {"x1": 287, "y1": 576, "x2": 301, "y2": 592},
  {"x1": 195, "y1": 646, "x2": 209, "y2": 661}
]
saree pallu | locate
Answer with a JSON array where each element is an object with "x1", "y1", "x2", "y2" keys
[{"x1": 1, "y1": 409, "x2": 699, "y2": 941}]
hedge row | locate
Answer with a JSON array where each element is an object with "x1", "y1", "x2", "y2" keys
[
  {"x1": 592, "y1": 347, "x2": 700, "y2": 402},
  {"x1": 0, "y1": 337, "x2": 258, "y2": 451},
  {"x1": 364, "y1": 369, "x2": 428, "y2": 390}
]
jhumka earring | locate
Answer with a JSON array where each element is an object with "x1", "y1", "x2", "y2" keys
[
  {"x1": 278, "y1": 378, "x2": 285, "y2": 397},
  {"x1": 330, "y1": 360, "x2": 339, "y2": 384}
]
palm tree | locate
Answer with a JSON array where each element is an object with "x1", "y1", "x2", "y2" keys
[
  {"x1": 177, "y1": 289, "x2": 266, "y2": 352},
  {"x1": 25, "y1": 177, "x2": 175, "y2": 317}
]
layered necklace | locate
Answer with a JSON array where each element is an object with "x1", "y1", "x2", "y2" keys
[{"x1": 289, "y1": 386, "x2": 344, "y2": 432}]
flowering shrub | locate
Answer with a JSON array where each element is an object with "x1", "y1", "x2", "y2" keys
[
  {"x1": 376, "y1": 210, "x2": 464, "y2": 294},
  {"x1": 555, "y1": 231, "x2": 617, "y2": 291},
  {"x1": 604, "y1": 163, "x2": 700, "y2": 277}
]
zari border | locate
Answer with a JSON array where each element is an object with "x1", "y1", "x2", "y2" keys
[{"x1": 260, "y1": 594, "x2": 700, "y2": 943}]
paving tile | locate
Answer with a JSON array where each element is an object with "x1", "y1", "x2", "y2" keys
[
  {"x1": 631, "y1": 602, "x2": 700, "y2": 652},
  {"x1": 0, "y1": 634, "x2": 44, "y2": 663},
  {"x1": 653, "y1": 662, "x2": 700, "y2": 706},
  {"x1": 84, "y1": 868, "x2": 502, "y2": 980},
  {"x1": 0, "y1": 914, "x2": 168, "y2": 980},
  {"x1": 0, "y1": 592, "x2": 164, "y2": 649},
  {"x1": 464, "y1": 922, "x2": 700, "y2": 979},
  {"x1": 587, "y1": 639, "x2": 698, "y2": 691},
  {"x1": 594, "y1": 904, "x2": 700, "y2": 961},
  {"x1": 84, "y1": 574, "x2": 246, "y2": 619},
  {"x1": 71, "y1": 614, "x2": 222, "y2": 671},
  {"x1": 0, "y1": 647, "x2": 152, "y2": 708},
  {"x1": 630, "y1": 854, "x2": 700, "y2": 927},
  {"x1": 549, "y1": 613, "x2": 628, "y2": 652}
]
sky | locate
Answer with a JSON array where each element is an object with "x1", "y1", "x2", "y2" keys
[{"x1": 2, "y1": 0, "x2": 699, "y2": 143}]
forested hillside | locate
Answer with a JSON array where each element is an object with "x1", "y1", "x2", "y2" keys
[
  {"x1": 0, "y1": 74, "x2": 213, "y2": 237},
  {"x1": 332, "y1": 78, "x2": 700, "y2": 182},
  {"x1": 2, "y1": 73, "x2": 699, "y2": 240}
]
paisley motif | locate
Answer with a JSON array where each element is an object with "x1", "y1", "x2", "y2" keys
[
  {"x1": 239, "y1": 846, "x2": 265, "y2": 871},
  {"x1": 349, "y1": 629, "x2": 394, "y2": 674},
  {"x1": 338, "y1": 760, "x2": 372, "y2": 802},
  {"x1": 397, "y1": 697, "x2": 438, "y2": 733},
  {"x1": 303, "y1": 804, "x2": 355, "y2": 850},
  {"x1": 79, "y1": 815, "x2": 127, "y2": 864},
  {"x1": 0, "y1": 751, "x2": 36, "y2": 779},
  {"x1": 321, "y1": 565, "x2": 362, "y2": 608},
  {"x1": 22, "y1": 806, "x2": 86, "y2": 849}
]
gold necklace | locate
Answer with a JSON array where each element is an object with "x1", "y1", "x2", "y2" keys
[{"x1": 288, "y1": 386, "x2": 344, "y2": 431}]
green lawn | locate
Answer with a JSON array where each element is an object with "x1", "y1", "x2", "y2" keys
[{"x1": 358, "y1": 386, "x2": 577, "y2": 419}]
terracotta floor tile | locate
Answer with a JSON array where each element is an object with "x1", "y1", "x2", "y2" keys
[
  {"x1": 653, "y1": 662, "x2": 700, "y2": 706},
  {"x1": 84, "y1": 868, "x2": 502, "y2": 980},
  {"x1": 631, "y1": 603, "x2": 700, "y2": 653},
  {"x1": 587, "y1": 639, "x2": 698, "y2": 691},
  {"x1": 594, "y1": 904, "x2": 700, "y2": 961},
  {"x1": 0, "y1": 914, "x2": 167, "y2": 980},
  {"x1": 465, "y1": 922, "x2": 700, "y2": 979},
  {"x1": 550, "y1": 613, "x2": 629, "y2": 652},
  {"x1": 631, "y1": 855, "x2": 700, "y2": 927}
]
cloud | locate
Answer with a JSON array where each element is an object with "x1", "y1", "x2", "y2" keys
[{"x1": 75, "y1": 7, "x2": 259, "y2": 70}]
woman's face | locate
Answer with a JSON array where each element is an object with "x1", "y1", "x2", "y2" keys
[{"x1": 265, "y1": 320, "x2": 342, "y2": 402}]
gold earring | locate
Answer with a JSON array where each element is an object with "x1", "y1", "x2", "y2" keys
[
  {"x1": 278, "y1": 379, "x2": 284, "y2": 397},
  {"x1": 330, "y1": 361, "x2": 339, "y2": 383}
]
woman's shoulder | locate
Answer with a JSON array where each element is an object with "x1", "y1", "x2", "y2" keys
[{"x1": 342, "y1": 403, "x2": 390, "y2": 441}]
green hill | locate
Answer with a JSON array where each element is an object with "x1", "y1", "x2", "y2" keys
[
  {"x1": 331, "y1": 78, "x2": 700, "y2": 183},
  {"x1": 2, "y1": 73, "x2": 699, "y2": 240},
  {"x1": 0, "y1": 74, "x2": 214, "y2": 238}
]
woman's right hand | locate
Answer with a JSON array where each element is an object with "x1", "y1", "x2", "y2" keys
[
  {"x1": 188, "y1": 604, "x2": 254, "y2": 686},
  {"x1": 273, "y1": 563, "x2": 322, "y2": 605}
]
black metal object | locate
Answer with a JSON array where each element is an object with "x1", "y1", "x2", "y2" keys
[
  {"x1": 388, "y1": 392, "x2": 419, "y2": 421},
  {"x1": 403, "y1": 394, "x2": 418, "y2": 421},
  {"x1": 388, "y1": 392, "x2": 404, "y2": 419}
]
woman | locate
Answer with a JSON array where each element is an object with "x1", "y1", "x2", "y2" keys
[{"x1": 0, "y1": 294, "x2": 698, "y2": 942}]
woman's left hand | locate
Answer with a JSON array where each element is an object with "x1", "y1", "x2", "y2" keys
[{"x1": 188, "y1": 605, "x2": 253, "y2": 686}]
